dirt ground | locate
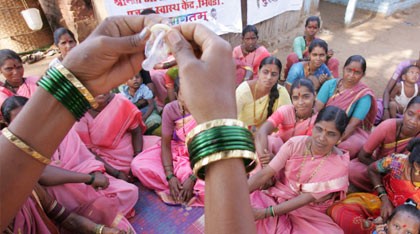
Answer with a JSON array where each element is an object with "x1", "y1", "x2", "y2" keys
[{"x1": 20, "y1": 1, "x2": 420, "y2": 97}]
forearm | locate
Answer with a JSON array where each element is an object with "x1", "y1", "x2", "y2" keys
[
  {"x1": 143, "y1": 103, "x2": 154, "y2": 120},
  {"x1": 248, "y1": 167, "x2": 275, "y2": 192},
  {"x1": 341, "y1": 118, "x2": 361, "y2": 141},
  {"x1": 39, "y1": 165, "x2": 92, "y2": 186},
  {"x1": 93, "y1": 154, "x2": 119, "y2": 176},
  {"x1": 357, "y1": 149, "x2": 374, "y2": 165},
  {"x1": 131, "y1": 127, "x2": 143, "y2": 154},
  {"x1": 272, "y1": 193, "x2": 316, "y2": 216},
  {"x1": 206, "y1": 159, "x2": 256, "y2": 234},
  {"x1": 255, "y1": 131, "x2": 270, "y2": 158},
  {"x1": 0, "y1": 88, "x2": 75, "y2": 229}
]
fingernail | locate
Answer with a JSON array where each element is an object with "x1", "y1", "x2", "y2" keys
[
  {"x1": 167, "y1": 30, "x2": 181, "y2": 46},
  {"x1": 139, "y1": 27, "x2": 150, "y2": 41}
]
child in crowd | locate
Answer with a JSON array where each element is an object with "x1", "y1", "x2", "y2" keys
[
  {"x1": 374, "y1": 199, "x2": 420, "y2": 234},
  {"x1": 120, "y1": 71, "x2": 161, "y2": 134},
  {"x1": 389, "y1": 65, "x2": 420, "y2": 118}
]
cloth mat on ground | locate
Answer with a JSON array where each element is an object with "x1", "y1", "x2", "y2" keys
[{"x1": 131, "y1": 182, "x2": 204, "y2": 233}]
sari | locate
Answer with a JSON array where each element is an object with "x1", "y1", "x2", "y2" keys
[
  {"x1": 329, "y1": 154, "x2": 420, "y2": 234},
  {"x1": 323, "y1": 79, "x2": 377, "y2": 158},
  {"x1": 266, "y1": 104, "x2": 317, "y2": 154},
  {"x1": 236, "y1": 82, "x2": 291, "y2": 131},
  {"x1": 45, "y1": 128, "x2": 138, "y2": 228},
  {"x1": 131, "y1": 101, "x2": 205, "y2": 206},
  {"x1": 349, "y1": 119, "x2": 417, "y2": 191},
  {"x1": 232, "y1": 45, "x2": 270, "y2": 85},
  {"x1": 251, "y1": 136, "x2": 349, "y2": 233},
  {"x1": 74, "y1": 94, "x2": 159, "y2": 174}
]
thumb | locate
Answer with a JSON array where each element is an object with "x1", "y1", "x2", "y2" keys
[{"x1": 165, "y1": 29, "x2": 199, "y2": 70}]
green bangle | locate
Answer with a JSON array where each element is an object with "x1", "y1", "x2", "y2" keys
[
  {"x1": 269, "y1": 206, "x2": 275, "y2": 217},
  {"x1": 166, "y1": 173, "x2": 175, "y2": 181},
  {"x1": 85, "y1": 173, "x2": 95, "y2": 185}
]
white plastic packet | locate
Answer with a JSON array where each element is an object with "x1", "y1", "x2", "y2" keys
[{"x1": 142, "y1": 24, "x2": 171, "y2": 71}]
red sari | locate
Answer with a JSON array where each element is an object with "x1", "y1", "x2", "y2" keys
[{"x1": 329, "y1": 154, "x2": 420, "y2": 234}]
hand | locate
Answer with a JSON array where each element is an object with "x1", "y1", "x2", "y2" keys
[
  {"x1": 259, "y1": 149, "x2": 274, "y2": 166},
  {"x1": 91, "y1": 172, "x2": 110, "y2": 190},
  {"x1": 168, "y1": 176, "x2": 182, "y2": 203},
  {"x1": 318, "y1": 73, "x2": 329, "y2": 85},
  {"x1": 165, "y1": 23, "x2": 237, "y2": 123},
  {"x1": 380, "y1": 197, "x2": 394, "y2": 220},
  {"x1": 115, "y1": 171, "x2": 130, "y2": 182},
  {"x1": 179, "y1": 176, "x2": 196, "y2": 203},
  {"x1": 153, "y1": 62, "x2": 165, "y2": 70},
  {"x1": 62, "y1": 15, "x2": 162, "y2": 96},
  {"x1": 252, "y1": 207, "x2": 267, "y2": 220}
]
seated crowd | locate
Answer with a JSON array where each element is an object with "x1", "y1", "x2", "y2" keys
[{"x1": 1, "y1": 14, "x2": 419, "y2": 234}]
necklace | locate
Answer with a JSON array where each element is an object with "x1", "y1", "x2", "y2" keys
[
  {"x1": 252, "y1": 82, "x2": 269, "y2": 127},
  {"x1": 291, "y1": 109, "x2": 313, "y2": 137},
  {"x1": 296, "y1": 141, "x2": 330, "y2": 185},
  {"x1": 4, "y1": 79, "x2": 26, "y2": 94}
]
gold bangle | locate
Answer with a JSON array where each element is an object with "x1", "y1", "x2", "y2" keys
[
  {"x1": 192, "y1": 149, "x2": 258, "y2": 180},
  {"x1": 54, "y1": 63, "x2": 98, "y2": 109},
  {"x1": 95, "y1": 224, "x2": 105, "y2": 234},
  {"x1": 186, "y1": 119, "x2": 247, "y2": 145},
  {"x1": 2, "y1": 128, "x2": 51, "y2": 165}
]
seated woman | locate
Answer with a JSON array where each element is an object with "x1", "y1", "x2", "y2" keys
[
  {"x1": 131, "y1": 79, "x2": 205, "y2": 206},
  {"x1": 49, "y1": 28, "x2": 77, "y2": 68},
  {"x1": 286, "y1": 39, "x2": 334, "y2": 92},
  {"x1": 119, "y1": 72, "x2": 162, "y2": 134},
  {"x1": 74, "y1": 92, "x2": 160, "y2": 180},
  {"x1": 256, "y1": 78, "x2": 317, "y2": 166},
  {"x1": 316, "y1": 55, "x2": 377, "y2": 158},
  {"x1": 6, "y1": 183, "x2": 127, "y2": 234},
  {"x1": 0, "y1": 49, "x2": 38, "y2": 106},
  {"x1": 232, "y1": 25, "x2": 270, "y2": 85},
  {"x1": 248, "y1": 106, "x2": 350, "y2": 234},
  {"x1": 236, "y1": 56, "x2": 291, "y2": 133},
  {"x1": 284, "y1": 16, "x2": 339, "y2": 79},
  {"x1": 1, "y1": 96, "x2": 138, "y2": 229},
  {"x1": 349, "y1": 96, "x2": 420, "y2": 191},
  {"x1": 329, "y1": 137, "x2": 420, "y2": 234}
]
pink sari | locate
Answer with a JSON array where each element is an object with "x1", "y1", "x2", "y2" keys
[
  {"x1": 267, "y1": 105, "x2": 317, "y2": 154},
  {"x1": 131, "y1": 114, "x2": 205, "y2": 206},
  {"x1": 326, "y1": 80, "x2": 377, "y2": 158},
  {"x1": 75, "y1": 94, "x2": 159, "y2": 174},
  {"x1": 45, "y1": 128, "x2": 137, "y2": 230},
  {"x1": 349, "y1": 119, "x2": 415, "y2": 191},
  {"x1": 10, "y1": 192, "x2": 59, "y2": 234},
  {"x1": 232, "y1": 45, "x2": 270, "y2": 85},
  {"x1": 251, "y1": 136, "x2": 349, "y2": 234}
]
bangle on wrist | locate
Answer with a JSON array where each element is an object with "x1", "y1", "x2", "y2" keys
[
  {"x1": 166, "y1": 173, "x2": 175, "y2": 181},
  {"x1": 85, "y1": 173, "x2": 95, "y2": 185},
  {"x1": 94, "y1": 224, "x2": 105, "y2": 234},
  {"x1": 373, "y1": 184, "x2": 384, "y2": 190},
  {"x1": 269, "y1": 205, "x2": 275, "y2": 217},
  {"x1": 189, "y1": 174, "x2": 197, "y2": 182}
]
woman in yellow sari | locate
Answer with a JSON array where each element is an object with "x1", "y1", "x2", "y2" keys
[{"x1": 236, "y1": 56, "x2": 291, "y2": 133}]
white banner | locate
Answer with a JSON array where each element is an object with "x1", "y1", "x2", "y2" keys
[
  {"x1": 103, "y1": 0, "x2": 242, "y2": 35},
  {"x1": 247, "y1": 0, "x2": 303, "y2": 25}
]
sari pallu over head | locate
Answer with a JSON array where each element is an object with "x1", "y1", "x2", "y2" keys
[{"x1": 326, "y1": 79, "x2": 377, "y2": 131}]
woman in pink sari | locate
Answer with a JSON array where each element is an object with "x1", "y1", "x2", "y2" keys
[
  {"x1": 349, "y1": 96, "x2": 420, "y2": 191},
  {"x1": 0, "y1": 49, "x2": 38, "y2": 125},
  {"x1": 74, "y1": 93, "x2": 159, "y2": 181},
  {"x1": 131, "y1": 81, "x2": 205, "y2": 206},
  {"x1": 256, "y1": 78, "x2": 317, "y2": 166},
  {"x1": 316, "y1": 55, "x2": 377, "y2": 158},
  {"x1": 232, "y1": 25, "x2": 270, "y2": 85},
  {"x1": 248, "y1": 106, "x2": 350, "y2": 233},
  {"x1": 2, "y1": 96, "x2": 137, "y2": 232},
  {"x1": 6, "y1": 183, "x2": 126, "y2": 234}
]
